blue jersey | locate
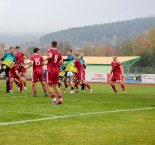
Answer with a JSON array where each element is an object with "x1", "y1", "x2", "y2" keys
[
  {"x1": 79, "y1": 58, "x2": 85, "y2": 65},
  {"x1": 2, "y1": 52, "x2": 16, "y2": 68}
]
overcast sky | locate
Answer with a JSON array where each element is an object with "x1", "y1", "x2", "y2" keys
[{"x1": 0, "y1": 0, "x2": 155, "y2": 35}]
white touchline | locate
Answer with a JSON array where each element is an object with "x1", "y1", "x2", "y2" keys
[{"x1": 0, "y1": 107, "x2": 155, "y2": 126}]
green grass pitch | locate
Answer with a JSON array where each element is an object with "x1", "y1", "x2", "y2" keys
[{"x1": 0, "y1": 80, "x2": 155, "y2": 145}]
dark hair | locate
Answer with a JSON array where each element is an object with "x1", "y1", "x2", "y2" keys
[
  {"x1": 51, "y1": 41, "x2": 57, "y2": 47},
  {"x1": 9, "y1": 46, "x2": 14, "y2": 50},
  {"x1": 67, "y1": 49, "x2": 72, "y2": 52},
  {"x1": 15, "y1": 46, "x2": 20, "y2": 49},
  {"x1": 74, "y1": 53, "x2": 79, "y2": 57},
  {"x1": 33, "y1": 47, "x2": 40, "y2": 53}
]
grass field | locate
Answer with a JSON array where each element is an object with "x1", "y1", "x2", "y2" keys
[{"x1": 0, "y1": 80, "x2": 155, "y2": 145}]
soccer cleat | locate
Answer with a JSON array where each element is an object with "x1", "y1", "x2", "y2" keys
[
  {"x1": 90, "y1": 89, "x2": 93, "y2": 93},
  {"x1": 114, "y1": 92, "x2": 118, "y2": 94},
  {"x1": 56, "y1": 100, "x2": 64, "y2": 105},
  {"x1": 123, "y1": 91, "x2": 127, "y2": 94},
  {"x1": 44, "y1": 92, "x2": 48, "y2": 97},
  {"x1": 33, "y1": 94, "x2": 37, "y2": 97},
  {"x1": 52, "y1": 100, "x2": 57, "y2": 105},
  {"x1": 10, "y1": 91, "x2": 14, "y2": 94},
  {"x1": 24, "y1": 87, "x2": 28, "y2": 91},
  {"x1": 70, "y1": 90, "x2": 75, "y2": 94},
  {"x1": 75, "y1": 90, "x2": 79, "y2": 93}
]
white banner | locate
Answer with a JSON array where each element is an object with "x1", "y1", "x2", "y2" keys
[
  {"x1": 86, "y1": 73, "x2": 107, "y2": 82},
  {"x1": 142, "y1": 74, "x2": 155, "y2": 84}
]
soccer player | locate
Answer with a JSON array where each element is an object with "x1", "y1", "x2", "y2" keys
[
  {"x1": 15, "y1": 46, "x2": 28, "y2": 90},
  {"x1": 109, "y1": 56, "x2": 126, "y2": 94},
  {"x1": 0, "y1": 47, "x2": 16, "y2": 93},
  {"x1": 79, "y1": 53, "x2": 86, "y2": 69},
  {"x1": 45, "y1": 41, "x2": 64, "y2": 105},
  {"x1": 9, "y1": 61, "x2": 25, "y2": 94},
  {"x1": 27, "y1": 48, "x2": 47, "y2": 97},
  {"x1": 63, "y1": 49, "x2": 75, "y2": 93},
  {"x1": 74, "y1": 54, "x2": 93, "y2": 93}
]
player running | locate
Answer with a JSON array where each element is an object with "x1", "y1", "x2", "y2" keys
[
  {"x1": 74, "y1": 54, "x2": 93, "y2": 93},
  {"x1": 27, "y1": 48, "x2": 47, "y2": 97},
  {"x1": 45, "y1": 41, "x2": 64, "y2": 105},
  {"x1": 9, "y1": 61, "x2": 25, "y2": 94},
  {"x1": 15, "y1": 46, "x2": 28, "y2": 91},
  {"x1": 109, "y1": 56, "x2": 126, "y2": 94}
]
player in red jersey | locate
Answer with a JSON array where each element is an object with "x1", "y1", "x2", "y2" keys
[
  {"x1": 15, "y1": 46, "x2": 27, "y2": 91},
  {"x1": 9, "y1": 61, "x2": 25, "y2": 94},
  {"x1": 109, "y1": 56, "x2": 126, "y2": 94},
  {"x1": 44, "y1": 41, "x2": 64, "y2": 105},
  {"x1": 74, "y1": 54, "x2": 93, "y2": 93},
  {"x1": 27, "y1": 48, "x2": 47, "y2": 97}
]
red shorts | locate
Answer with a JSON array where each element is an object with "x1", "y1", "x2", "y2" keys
[
  {"x1": 73, "y1": 73, "x2": 80, "y2": 80},
  {"x1": 9, "y1": 73, "x2": 20, "y2": 80},
  {"x1": 32, "y1": 73, "x2": 44, "y2": 82},
  {"x1": 79, "y1": 70, "x2": 85, "y2": 81},
  {"x1": 46, "y1": 71, "x2": 59, "y2": 85},
  {"x1": 111, "y1": 73, "x2": 122, "y2": 82}
]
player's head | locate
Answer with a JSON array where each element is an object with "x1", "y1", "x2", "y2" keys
[
  {"x1": 51, "y1": 41, "x2": 57, "y2": 48},
  {"x1": 9, "y1": 46, "x2": 15, "y2": 54},
  {"x1": 15, "y1": 46, "x2": 20, "y2": 52},
  {"x1": 17, "y1": 61, "x2": 24, "y2": 67},
  {"x1": 74, "y1": 53, "x2": 79, "y2": 60},
  {"x1": 80, "y1": 53, "x2": 84, "y2": 58},
  {"x1": 33, "y1": 47, "x2": 40, "y2": 54},
  {"x1": 113, "y1": 56, "x2": 117, "y2": 62},
  {"x1": 67, "y1": 49, "x2": 72, "y2": 55},
  {"x1": 4, "y1": 48, "x2": 9, "y2": 53}
]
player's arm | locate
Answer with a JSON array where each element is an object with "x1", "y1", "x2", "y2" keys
[
  {"x1": 120, "y1": 65, "x2": 124, "y2": 77},
  {"x1": 26, "y1": 61, "x2": 33, "y2": 69},
  {"x1": 24, "y1": 56, "x2": 27, "y2": 65},
  {"x1": 44, "y1": 52, "x2": 52, "y2": 62}
]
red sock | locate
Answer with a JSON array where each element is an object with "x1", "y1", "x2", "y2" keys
[
  {"x1": 85, "y1": 83, "x2": 91, "y2": 90},
  {"x1": 50, "y1": 92, "x2": 55, "y2": 99},
  {"x1": 20, "y1": 83, "x2": 23, "y2": 92},
  {"x1": 42, "y1": 84, "x2": 46, "y2": 93},
  {"x1": 32, "y1": 84, "x2": 36, "y2": 94},
  {"x1": 9, "y1": 82, "x2": 13, "y2": 91},
  {"x1": 121, "y1": 84, "x2": 125, "y2": 91},
  {"x1": 58, "y1": 93, "x2": 63, "y2": 101},
  {"x1": 111, "y1": 84, "x2": 117, "y2": 92},
  {"x1": 24, "y1": 82, "x2": 26, "y2": 87},
  {"x1": 74, "y1": 83, "x2": 78, "y2": 90}
]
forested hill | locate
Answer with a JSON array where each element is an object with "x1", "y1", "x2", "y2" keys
[{"x1": 40, "y1": 17, "x2": 155, "y2": 48}]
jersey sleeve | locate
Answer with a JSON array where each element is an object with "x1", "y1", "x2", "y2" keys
[{"x1": 69, "y1": 55, "x2": 74, "y2": 61}]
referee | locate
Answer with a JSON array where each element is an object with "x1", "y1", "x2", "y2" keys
[{"x1": 0, "y1": 47, "x2": 16, "y2": 93}]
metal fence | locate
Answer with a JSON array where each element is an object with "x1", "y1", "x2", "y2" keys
[{"x1": 124, "y1": 67, "x2": 155, "y2": 74}]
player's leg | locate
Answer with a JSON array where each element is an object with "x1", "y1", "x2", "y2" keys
[
  {"x1": 118, "y1": 80, "x2": 126, "y2": 94},
  {"x1": 18, "y1": 77, "x2": 25, "y2": 93},
  {"x1": 23, "y1": 71, "x2": 28, "y2": 91},
  {"x1": 5, "y1": 67, "x2": 10, "y2": 93},
  {"x1": 110, "y1": 76, "x2": 117, "y2": 94},
  {"x1": 32, "y1": 73, "x2": 37, "y2": 97},
  {"x1": 9, "y1": 78, "x2": 15, "y2": 94},
  {"x1": 54, "y1": 84, "x2": 63, "y2": 104},
  {"x1": 46, "y1": 72, "x2": 57, "y2": 104},
  {"x1": 41, "y1": 82, "x2": 48, "y2": 96},
  {"x1": 38, "y1": 73, "x2": 47, "y2": 96},
  {"x1": 64, "y1": 71, "x2": 68, "y2": 90}
]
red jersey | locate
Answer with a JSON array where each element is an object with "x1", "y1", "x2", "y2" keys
[
  {"x1": 111, "y1": 61, "x2": 122, "y2": 74},
  {"x1": 10, "y1": 64, "x2": 18, "y2": 75},
  {"x1": 15, "y1": 51, "x2": 25, "y2": 64},
  {"x1": 30, "y1": 54, "x2": 44, "y2": 74},
  {"x1": 47, "y1": 48, "x2": 63, "y2": 73},
  {"x1": 74, "y1": 59, "x2": 84, "y2": 71}
]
